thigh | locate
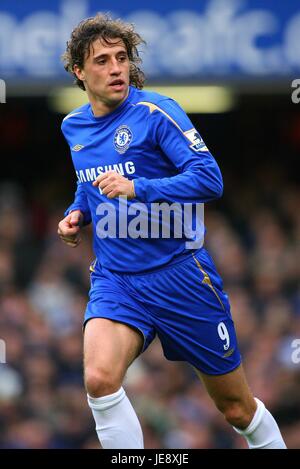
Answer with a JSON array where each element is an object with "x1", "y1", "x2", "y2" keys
[
  {"x1": 195, "y1": 364, "x2": 254, "y2": 408},
  {"x1": 84, "y1": 317, "x2": 144, "y2": 379},
  {"x1": 131, "y1": 247, "x2": 242, "y2": 374},
  {"x1": 85, "y1": 266, "x2": 156, "y2": 355}
]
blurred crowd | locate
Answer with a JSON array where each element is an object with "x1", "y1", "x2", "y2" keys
[{"x1": 0, "y1": 162, "x2": 299, "y2": 449}]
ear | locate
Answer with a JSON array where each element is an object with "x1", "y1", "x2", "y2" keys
[{"x1": 73, "y1": 64, "x2": 85, "y2": 81}]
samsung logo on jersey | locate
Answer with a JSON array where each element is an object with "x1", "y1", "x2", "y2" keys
[{"x1": 76, "y1": 161, "x2": 136, "y2": 183}]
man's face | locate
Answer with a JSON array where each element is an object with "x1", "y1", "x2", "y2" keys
[{"x1": 75, "y1": 37, "x2": 130, "y2": 107}]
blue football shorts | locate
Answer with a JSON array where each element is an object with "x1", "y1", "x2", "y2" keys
[{"x1": 84, "y1": 247, "x2": 242, "y2": 375}]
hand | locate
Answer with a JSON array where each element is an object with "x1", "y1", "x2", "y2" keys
[
  {"x1": 92, "y1": 170, "x2": 135, "y2": 199},
  {"x1": 57, "y1": 210, "x2": 83, "y2": 247}
]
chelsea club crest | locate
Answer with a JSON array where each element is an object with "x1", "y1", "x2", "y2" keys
[{"x1": 113, "y1": 125, "x2": 133, "y2": 154}]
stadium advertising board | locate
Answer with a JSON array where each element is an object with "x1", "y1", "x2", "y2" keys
[{"x1": 0, "y1": 0, "x2": 299, "y2": 82}]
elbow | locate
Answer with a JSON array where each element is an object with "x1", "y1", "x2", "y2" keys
[
  {"x1": 211, "y1": 160, "x2": 224, "y2": 199},
  {"x1": 208, "y1": 172, "x2": 223, "y2": 201},
  {"x1": 214, "y1": 176, "x2": 224, "y2": 199},
  {"x1": 199, "y1": 161, "x2": 224, "y2": 201}
]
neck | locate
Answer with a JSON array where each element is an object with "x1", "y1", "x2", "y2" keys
[{"x1": 88, "y1": 88, "x2": 129, "y2": 117}]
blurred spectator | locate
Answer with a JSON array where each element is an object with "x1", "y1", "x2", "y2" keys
[{"x1": 0, "y1": 162, "x2": 299, "y2": 448}]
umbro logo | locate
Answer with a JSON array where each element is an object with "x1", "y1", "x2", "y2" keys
[{"x1": 72, "y1": 144, "x2": 85, "y2": 152}]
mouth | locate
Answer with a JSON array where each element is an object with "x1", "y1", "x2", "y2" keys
[{"x1": 109, "y1": 79, "x2": 125, "y2": 91}]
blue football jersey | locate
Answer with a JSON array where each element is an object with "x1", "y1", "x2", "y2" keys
[{"x1": 61, "y1": 85, "x2": 223, "y2": 273}]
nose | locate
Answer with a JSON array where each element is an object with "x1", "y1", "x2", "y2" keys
[{"x1": 109, "y1": 58, "x2": 121, "y2": 75}]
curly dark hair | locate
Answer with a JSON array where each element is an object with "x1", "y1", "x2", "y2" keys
[{"x1": 62, "y1": 13, "x2": 146, "y2": 91}]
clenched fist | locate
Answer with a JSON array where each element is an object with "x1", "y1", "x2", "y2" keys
[
  {"x1": 57, "y1": 209, "x2": 83, "y2": 247},
  {"x1": 92, "y1": 170, "x2": 135, "y2": 199}
]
